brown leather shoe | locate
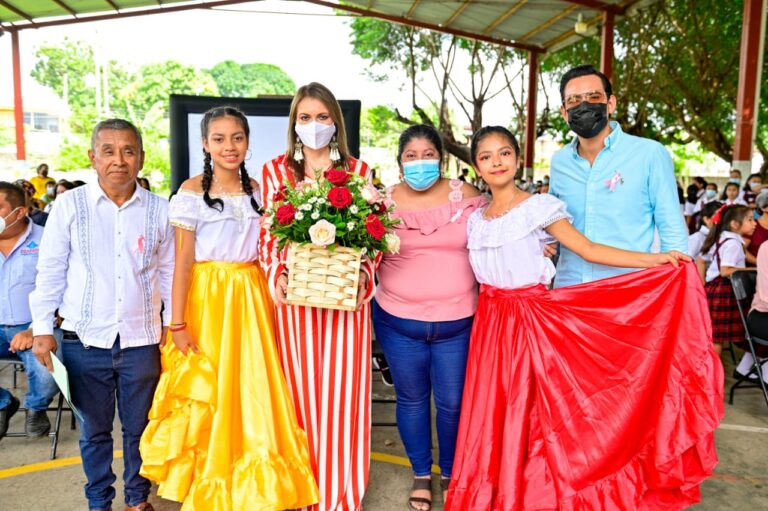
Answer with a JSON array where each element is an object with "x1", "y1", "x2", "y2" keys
[{"x1": 125, "y1": 503, "x2": 154, "y2": 511}]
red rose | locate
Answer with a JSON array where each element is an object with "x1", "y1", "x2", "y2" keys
[
  {"x1": 328, "y1": 187, "x2": 353, "y2": 209},
  {"x1": 365, "y1": 214, "x2": 386, "y2": 240},
  {"x1": 324, "y1": 168, "x2": 350, "y2": 186},
  {"x1": 272, "y1": 185, "x2": 287, "y2": 203},
  {"x1": 275, "y1": 203, "x2": 296, "y2": 225},
  {"x1": 373, "y1": 202, "x2": 387, "y2": 215}
]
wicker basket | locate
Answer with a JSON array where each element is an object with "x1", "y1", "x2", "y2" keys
[{"x1": 286, "y1": 242, "x2": 364, "y2": 312}]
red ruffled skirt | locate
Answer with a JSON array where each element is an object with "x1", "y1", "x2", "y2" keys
[{"x1": 446, "y1": 263, "x2": 723, "y2": 511}]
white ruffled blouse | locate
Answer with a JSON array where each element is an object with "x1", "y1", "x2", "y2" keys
[
  {"x1": 169, "y1": 190, "x2": 261, "y2": 263},
  {"x1": 467, "y1": 193, "x2": 572, "y2": 289}
]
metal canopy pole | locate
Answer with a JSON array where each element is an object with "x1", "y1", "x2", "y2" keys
[
  {"x1": 600, "y1": 10, "x2": 615, "y2": 82},
  {"x1": 733, "y1": 0, "x2": 767, "y2": 173},
  {"x1": 11, "y1": 28, "x2": 26, "y2": 163},
  {"x1": 524, "y1": 51, "x2": 539, "y2": 178}
]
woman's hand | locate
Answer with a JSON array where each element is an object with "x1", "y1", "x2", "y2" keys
[
  {"x1": 356, "y1": 272, "x2": 370, "y2": 310},
  {"x1": 172, "y1": 329, "x2": 200, "y2": 355},
  {"x1": 275, "y1": 272, "x2": 289, "y2": 306},
  {"x1": 647, "y1": 250, "x2": 690, "y2": 268}
]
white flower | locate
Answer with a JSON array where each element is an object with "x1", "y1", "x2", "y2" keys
[
  {"x1": 295, "y1": 211, "x2": 304, "y2": 220},
  {"x1": 308, "y1": 196, "x2": 318, "y2": 203},
  {"x1": 309, "y1": 219, "x2": 336, "y2": 247},
  {"x1": 311, "y1": 211, "x2": 320, "y2": 220},
  {"x1": 384, "y1": 232, "x2": 401, "y2": 254},
  {"x1": 347, "y1": 222, "x2": 355, "y2": 231},
  {"x1": 361, "y1": 183, "x2": 381, "y2": 204},
  {"x1": 350, "y1": 205, "x2": 359, "y2": 214},
  {"x1": 301, "y1": 204, "x2": 312, "y2": 211},
  {"x1": 317, "y1": 198, "x2": 327, "y2": 205}
]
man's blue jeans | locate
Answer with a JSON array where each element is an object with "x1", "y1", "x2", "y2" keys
[
  {"x1": 0, "y1": 323, "x2": 58, "y2": 411},
  {"x1": 372, "y1": 299, "x2": 472, "y2": 477},
  {"x1": 61, "y1": 333, "x2": 160, "y2": 510}
]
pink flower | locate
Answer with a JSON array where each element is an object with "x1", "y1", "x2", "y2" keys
[
  {"x1": 361, "y1": 183, "x2": 381, "y2": 204},
  {"x1": 449, "y1": 190, "x2": 463, "y2": 202}
]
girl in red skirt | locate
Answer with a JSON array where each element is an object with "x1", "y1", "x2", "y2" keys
[
  {"x1": 445, "y1": 126, "x2": 724, "y2": 511},
  {"x1": 700, "y1": 205, "x2": 755, "y2": 355}
]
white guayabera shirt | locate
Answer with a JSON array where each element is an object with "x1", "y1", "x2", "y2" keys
[{"x1": 30, "y1": 182, "x2": 174, "y2": 349}]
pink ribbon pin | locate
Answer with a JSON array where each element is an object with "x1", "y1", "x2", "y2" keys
[
  {"x1": 605, "y1": 172, "x2": 624, "y2": 192},
  {"x1": 137, "y1": 235, "x2": 145, "y2": 254}
]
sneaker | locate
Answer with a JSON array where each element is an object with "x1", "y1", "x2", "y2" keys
[
  {"x1": 0, "y1": 395, "x2": 20, "y2": 439},
  {"x1": 25, "y1": 409, "x2": 51, "y2": 437},
  {"x1": 372, "y1": 354, "x2": 394, "y2": 387}
]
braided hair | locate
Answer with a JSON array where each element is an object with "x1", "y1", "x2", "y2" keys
[{"x1": 200, "y1": 105, "x2": 260, "y2": 213}]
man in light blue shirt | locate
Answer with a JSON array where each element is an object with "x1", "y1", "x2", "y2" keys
[
  {"x1": 550, "y1": 65, "x2": 687, "y2": 287},
  {"x1": 0, "y1": 181, "x2": 58, "y2": 440}
]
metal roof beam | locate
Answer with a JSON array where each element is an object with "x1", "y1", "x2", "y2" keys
[
  {"x1": 482, "y1": 0, "x2": 527, "y2": 35},
  {"x1": 443, "y1": 1, "x2": 470, "y2": 28},
  {"x1": 0, "y1": 0, "x2": 35, "y2": 23},
  {"x1": 304, "y1": 0, "x2": 544, "y2": 53},
  {"x1": 103, "y1": 0, "x2": 120, "y2": 10},
  {"x1": 518, "y1": 4, "x2": 579, "y2": 42},
  {"x1": 1, "y1": 0, "x2": 254, "y2": 30},
  {"x1": 51, "y1": 0, "x2": 78, "y2": 17},
  {"x1": 406, "y1": 0, "x2": 420, "y2": 18},
  {"x1": 564, "y1": 0, "x2": 625, "y2": 15},
  {"x1": 543, "y1": 13, "x2": 602, "y2": 50}
]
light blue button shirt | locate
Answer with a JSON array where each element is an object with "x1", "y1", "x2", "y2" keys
[
  {"x1": 0, "y1": 220, "x2": 42, "y2": 325},
  {"x1": 550, "y1": 122, "x2": 687, "y2": 287}
]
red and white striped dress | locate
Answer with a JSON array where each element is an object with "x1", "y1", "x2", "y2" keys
[{"x1": 258, "y1": 154, "x2": 380, "y2": 511}]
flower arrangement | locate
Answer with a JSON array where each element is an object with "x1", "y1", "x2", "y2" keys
[{"x1": 266, "y1": 168, "x2": 400, "y2": 257}]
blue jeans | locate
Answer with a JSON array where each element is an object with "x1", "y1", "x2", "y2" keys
[
  {"x1": 61, "y1": 333, "x2": 160, "y2": 510},
  {"x1": 0, "y1": 323, "x2": 58, "y2": 411},
  {"x1": 372, "y1": 299, "x2": 472, "y2": 477}
]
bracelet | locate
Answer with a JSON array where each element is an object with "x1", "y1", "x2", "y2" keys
[{"x1": 169, "y1": 323, "x2": 187, "y2": 332}]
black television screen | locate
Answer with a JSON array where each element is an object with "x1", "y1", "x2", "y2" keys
[{"x1": 169, "y1": 94, "x2": 361, "y2": 191}]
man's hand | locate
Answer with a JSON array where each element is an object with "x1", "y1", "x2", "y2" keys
[
  {"x1": 160, "y1": 327, "x2": 169, "y2": 347},
  {"x1": 9, "y1": 328, "x2": 33, "y2": 353},
  {"x1": 32, "y1": 335, "x2": 58, "y2": 372}
]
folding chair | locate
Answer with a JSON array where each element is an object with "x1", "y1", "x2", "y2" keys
[
  {"x1": 729, "y1": 270, "x2": 768, "y2": 409},
  {"x1": 0, "y1": 357, "x2": 77, "y2": 459},
  {"x1": 371, "y1": 336, "x2": 397, "y2": 428}
]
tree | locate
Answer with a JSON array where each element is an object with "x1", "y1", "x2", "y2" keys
[
  {"x1": 540, "y1": 0, "x2": 767, "y2": 171},
  {"x1": 349, "y1": 17, "x2": 530, "y2": 165},
  {"x1": 208, "y1": 60, "x2": 295, "y2": 97},
  {"x1": 119, "y1": 61, "x2": 219, "y2": 119}
]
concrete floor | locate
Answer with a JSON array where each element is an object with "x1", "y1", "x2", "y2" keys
[{"x1": 1, "y1": 354, "x2": 766, "y2": 511}]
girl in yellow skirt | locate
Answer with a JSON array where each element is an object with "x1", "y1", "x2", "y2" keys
[{"x1": 139, "y1": 106, "x2": 319, "y2": 510}]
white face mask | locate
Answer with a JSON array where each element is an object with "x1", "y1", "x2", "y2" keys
[
  {"x1": 295, "y1": 121, "x2": 336, "y2": 150},
  {"x1": 0, "y1": 207, "x2": 22, "y2": 235}
]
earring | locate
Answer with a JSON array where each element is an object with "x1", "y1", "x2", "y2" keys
[
  {"x1": 245, "y1": 149, "x2": 252, "y2": 161},
  {"x1": 293, "y1": 139, "x2": 304, "y2": 162},
  {"x1": 329, "y1": 135, "x2": 341, "y2": 162}
]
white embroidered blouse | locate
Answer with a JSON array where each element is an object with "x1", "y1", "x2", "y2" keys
[
  {"x1": 467, "y1": 193, "x2": 572, "y2": 289},
  {"x1": 169, "y1": 190, "x2": 261, "y2": 263}
]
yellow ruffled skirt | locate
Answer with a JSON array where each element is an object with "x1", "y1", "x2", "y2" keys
[{"x1": 139, "y1": 261, "x2": 319, "y2": 510}]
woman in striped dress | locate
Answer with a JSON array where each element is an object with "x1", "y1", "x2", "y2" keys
[{"x1": 258, "y1": 82, "x2": 380, "y2": 511}]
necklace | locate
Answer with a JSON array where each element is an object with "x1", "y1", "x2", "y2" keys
[
  {"x1": 483, "y1": 191, "x2": 528, "y2": 220},
  {"x1": 212, "y1": 172, "x2": 245, "y2": 231}
]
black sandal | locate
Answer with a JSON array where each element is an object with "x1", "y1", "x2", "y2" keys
[
  {"x1": 440, "y1": 476, "x2": 451, "y2": 491},
  {"x1": 407, "y1": 477, "x2": 432, "y2": 511}
]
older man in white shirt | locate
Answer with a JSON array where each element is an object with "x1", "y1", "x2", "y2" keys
[{"x1": 30, "y1": 119, "x2": 174, "y2": 511}]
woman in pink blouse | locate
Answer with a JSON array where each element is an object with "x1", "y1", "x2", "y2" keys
[
  {"x1": 373, "y1": 124, "x2": 486, "y2": 511},
  {"x1": 737, "y1": 242, "x2": 768, "y2": 383}
]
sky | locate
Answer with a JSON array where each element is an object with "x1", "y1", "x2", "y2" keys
[{"x1": 0, "y1": 0, "x2": 524, "y2": 125}]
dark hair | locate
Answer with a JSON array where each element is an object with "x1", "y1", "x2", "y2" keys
[
  {"x1": 559, "y1": 65, "x2": 613, "y2": 103},
  {"x1": 91, "y1": 118, "x2": 143, "y2": 152},
  {"x1": 744, "y1": 173, "x2": 763, "y2": 192},
  {"x1": 693, "y1": 176, "x2": 707, "y2": 187},
  {"x1": 72, "y1": 180, "x2": 86, "y2": 187},
  {"x1": 701, "y1": 200, "x2": 723, "y2": 220},
  {"x1": 701, "y1": 205, "x2": 750, "y2": 255},
  {"x1": 730, "y1": 169, "x2": 742, "y2": 177},
  {"x1": 36, "y1": 163, "x2": 49, "y2": 173},
  {"x1": 0, "y1": 181, "x2": 27, "y2": 209},
  {"x1": 396, "y1": 124, "x2": 443, "y2": 165},
  {"x1": 721, "y1": 182, "x2": 740, "y2": 200},
  {"x1": 199, "y1": 105, "x2": 259, "y2": 213},
  {"x1": 470, "y1": 126, "x2": 520, "y2": 167}
]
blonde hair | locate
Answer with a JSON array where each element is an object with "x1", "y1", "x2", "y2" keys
[{"x1": 286, "y1": 82, "x2": 350, "y2": 181}]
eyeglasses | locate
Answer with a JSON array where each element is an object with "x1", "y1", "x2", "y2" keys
[{"x1": 564, "y1": 90, "x2": 608, "y2": 108}]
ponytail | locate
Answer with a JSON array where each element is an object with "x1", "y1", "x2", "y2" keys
[
  {"x1": 239, "y1": 161, "x2": 262, "y2": 213},
  {"x1": 201, "y1": 150, "x2": 224, "y2": 212},
  {"x1": 700, "y1": 205, "x2": 749, "y2": 255}
]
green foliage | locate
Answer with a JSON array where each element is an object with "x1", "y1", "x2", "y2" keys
[
  {"x1": 361, "y1": 105, "x2": 399, "y2": 148},
  {"x1": 54, "y1": 135, "x2": 92, "y2": 171},
  {"x1": 208, "y1": 61, "x2": 295, "y2": 97}
]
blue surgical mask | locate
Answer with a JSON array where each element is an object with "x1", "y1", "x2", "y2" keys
[
  {"x1": 402, "y1": 160, "x2": 440, "y2": 191},
  {"x1": 705, "y1": 189, "x2": 717, "y2": 199},
  {"x1": 729, "y1": 178, "x2": 741, "y2": 185}
]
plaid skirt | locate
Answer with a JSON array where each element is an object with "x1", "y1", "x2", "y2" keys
[{"x1": 705, "y1": 276, "x2": 745, "y2": 344}]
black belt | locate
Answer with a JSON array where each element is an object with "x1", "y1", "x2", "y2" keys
[{"x1": 61, "y1": 330, "x2": 80, "y2": 341}]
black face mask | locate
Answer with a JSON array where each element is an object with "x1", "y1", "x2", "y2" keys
[{"x1": 566, "y1": 102, "x2": 609, "y2": 138}]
